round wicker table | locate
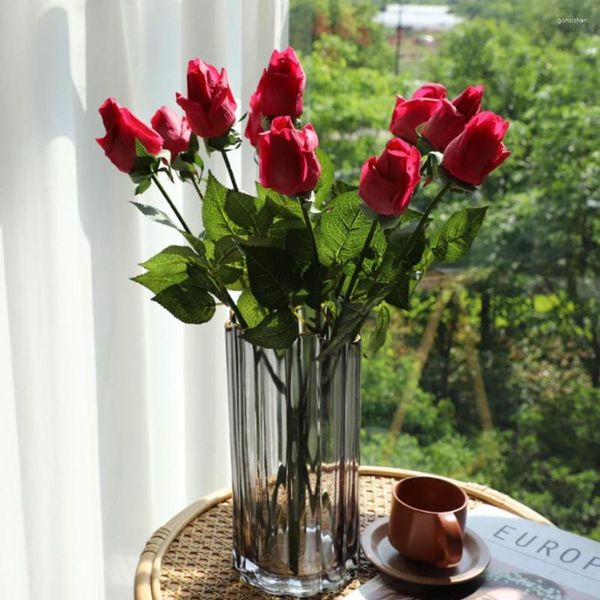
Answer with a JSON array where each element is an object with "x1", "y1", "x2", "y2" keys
[{"x1": 134, "y1": 466, "x2": 550, "y2": 600}]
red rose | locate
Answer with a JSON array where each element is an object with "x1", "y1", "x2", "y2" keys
[
  {"x1": 151, "y1": 106, "x2": 191, "y2": 161},
  {"x1": 245, "y1": 47, "x2": 305, "y2": 146},
  {"x1": 423, "y1": 85, "x2": 484, "y2": 150},
  {"x1": 176, "y1": 58, "x2": 237, "y2": 139},
  {"x1": 389, "y1": 83, "x2": 446, "y2": 145},
  {"x1": 244, "y1": 90, "x2": 265, "y2": 147},
  {"x1": 96, "y1": 97, "x2": 163, "y2": 173},
  {"x1": 359, "y1": 138, "x2": 421, "y2": 217},
  {"x1": 411, "y1": 83, "x2": 447, "y2": 100},
  {"x1": 442, "y1": 111, "x2": 511, "y2": 186},
  {"x1": 257, "y1": 116, "x2": 321, "y2": 197}
]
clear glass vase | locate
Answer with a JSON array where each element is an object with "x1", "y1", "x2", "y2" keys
[{"x1": 225, "y1": 324, "x2": 361, "y2": 597}]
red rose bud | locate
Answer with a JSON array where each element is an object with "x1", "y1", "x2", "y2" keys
[
  {"x1": 151, "y1": 106, "x2": 191, "y2": 162},
  {"x1": 442, "y1": 111, "x2": 511, "y2": 186},
  {"x1": 411, "y1": 82, "x2": 447, "y2": 100},
  {"x1": 176, "y1": 58, "x2": 237, "y2": 139},
  {"x1": 359, "y1": 138, "x2": 421, "y2": 217},
  {"x1": 423, "y1": 85, "x2": 484, "y2": 150},
  {"x1": 244, "y1": 90, "x2": 265, "y2": 147},
  {"x1": 245, "y1": 47, "x2": 305, "y2": 146},
  {"x1": 96, "y1": 98, "x2": 163, "y2": 173},
  {"x1": 257, "y1": 116, "x2": 321, "y2": 197},
  {"x1": 389, "y1": 96, "x2": 440, "y2": 145}
]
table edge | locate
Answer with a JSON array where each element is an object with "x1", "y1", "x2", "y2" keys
[{"x1": 134, "y1": 466, "x2": 552, "y2": 600}]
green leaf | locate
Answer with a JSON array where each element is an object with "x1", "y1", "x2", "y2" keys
[
  {"x1": 224, "y1": 189, "x2": 264, "y2": 233},
  {"x1": 285, "y1": 228, "x2": 314, "y2": 273},
  {"x1": 379, "y1": 223, "x2": 426, "y2": 283},
  {"x1": 365, "y1": 304, "x2": 391, "y2": 358},
  {"x1": 237, "y1": 290, "x2": 268, "y2": 328},
  {"x1": 134, "y1": 179, "x2": 151, "y2": 195},
  {"x1": 331, "y1": 181, "x2": 357, "y2": 197},
  {"x1": 152, "y1": 282, "x2": 215, "y2": 324},
  {"x1": 241, "y1": 309, "x2": 298, "y2": 349},
  {"x1": 315, "y1": 148, "x2": 334, "y2": 208},
  {"x1": 132, "y1": 246, "x2": 199, "y2": 294},
  {"x1": 241, "y1": 245, "x2": 301, "y2": 309},
  {"x1": 385, "y1": 275, "x2": 410, "y2": 310},
  {"x1": 130, "y1": 201, "x2": 178, "y2": 229},
  {"x1": 132, "y1": 270, "x2": 188, "y2": 294},
  {"x1": 140, "y1": 245, "x2": 198, "y2": 271},
  {"x1": 202, "y1": 173, "x2": 244, "y2": 241},
  {"x1": 430, "y1": 206, "x2": 488, "y2": 262},
  {"x1": 317, "y1": 191, "x2": 383, "y2": 266}
]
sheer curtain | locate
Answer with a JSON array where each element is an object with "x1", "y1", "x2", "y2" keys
[{"x1": 0, "y1": 1, "x2": 288, "y2": 598}]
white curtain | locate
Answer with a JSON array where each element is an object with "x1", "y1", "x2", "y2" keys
[{"x1": 0, "y1": 1, "x2": 288, "y2": 598}]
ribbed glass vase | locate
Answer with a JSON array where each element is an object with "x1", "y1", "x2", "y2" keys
[{"x1": 225, "y1": 324, "x2": 361, "y2": 597}]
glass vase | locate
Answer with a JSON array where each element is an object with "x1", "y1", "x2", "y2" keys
[{"x1": 225, "y1": 324, "x2": 361, "y2": 597}]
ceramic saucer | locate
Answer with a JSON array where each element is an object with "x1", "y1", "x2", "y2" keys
[{"x1": 361, "y1": 516, "x2": 490, "y2": 586}]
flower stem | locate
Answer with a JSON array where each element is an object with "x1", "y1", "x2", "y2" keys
[
  {"x1": 299, "y1": 199, "x2": 321, "y2": 333},
  {"x1": 344, "y1": 220, "x2": 378, "y2": 301},
  {"x1": 220, "y1": 150, "x2": 239, "y2": 191},
  {"x1": 150, "y1": 174, "x2": 191, "y2": 234},
  {"x1": 223, "y1": 287, "x2": 248, "y2": 329},
  {"x1": 405, "y1": 181, "x2": 452, "y2": 258},
  {"x1": 191, "y1": 177, "x2": 204, "y2": 200}
]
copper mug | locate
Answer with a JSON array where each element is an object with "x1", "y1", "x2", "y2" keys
[{"x1": 388, "y1": 476, "x2": 468, "y2": 568}]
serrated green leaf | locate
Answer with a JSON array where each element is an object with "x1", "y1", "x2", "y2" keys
[
  {"x1": 317, "y1": 192, "x2": 384, "y2": 266},
  {"x1": 132, "y1": 270, "x2": 188, "y2": 294},
  {"x1": 202, "y1": 173, "x2": 244, "y2": 241},
  {"x1": 152, "y1": 282, "x2": 215, "y2": 324},
  {"x1": 431, "y1": 206, "x2": 488, "y2": 262},
  {"x1": 237, "y1": 290, "x2": 268, "y2": 328},
  {"x1": 130, "y1": 201, "x2": 178, "y2": 229},
  {"x1": 140, "y1": 246, "x2": 198, "y2": 271},
  {"x1": 132, "y1": 245, "x2": 200, "y2": 294},
  {"x1": 241, "y1": 309, "x2": 298, "y2": 349},
  {"x1": 385, "y1": 275, "x2": 410, "y2": 310},
  {"x1": 365, "y1": 304, "x2": 391, "y2": 358},
  {"x1": 315, "y1": 148, "x2": 334, "y2": 208},
  {"x1": 224, "y1": 190, "x2": 264, "y2": 232},
  {"x1": 285, "y1": 228, "x2": 314, "y2": 273},
  {"x1": 241, "y1": 245, "x2": 301, "y2": 309}
]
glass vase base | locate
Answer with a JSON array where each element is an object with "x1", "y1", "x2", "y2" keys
[{"x1": 234, "y1": 552, "x2": 358, "y2": 598}]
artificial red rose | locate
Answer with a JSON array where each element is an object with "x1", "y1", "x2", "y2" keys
[
  {"x1": 244, "y1": 90, "x2": 265, "y2": 147},
  {"x1": 411, "y1": 83, "x2": 447, "y2": 100},
  {"x1": 442, "y1": 111, "x2": 511, "y2": 186},
  {"x1": 257, "y1": 116, "x2": 321, "y2": 197},
  {"x1": 176, "y1": 58, "x2": 237, "y2": 139},
  {"x1": 359, "y1": 138, "x2": 421, "y2": 217},
  {"x1": 245, "y1": 47, "x2": 305, "y2": 146},
  {"x1": 96, "y1": 97, "x2": 163, "y2": 173},
  {"x1": 151, "y1": 106, "x2": 191, "y2": 161},
  {"x1": 389, "y1": 84, "x2": 447, "y2": 145},
  {"x1": 423, "y1": 85, "x2": 484, "y2": 150}
]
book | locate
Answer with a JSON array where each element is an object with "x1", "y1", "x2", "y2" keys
[{"x1": 349, "y1": 504, "x2": 600, "y2": 599}]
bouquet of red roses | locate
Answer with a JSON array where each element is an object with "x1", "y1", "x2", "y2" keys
[{"x1": 96, "y1": 47, "x2": 509, "y2": 355}]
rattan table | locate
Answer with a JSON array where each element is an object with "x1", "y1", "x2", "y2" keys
[{"x1": 134, "y1": 466, "x2": 550, "y2": 600}]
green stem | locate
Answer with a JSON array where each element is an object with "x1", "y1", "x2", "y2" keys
[
  {"x1": 151, "y1": 174, "x2": 191, "y2": 234},
  {"x1": 191, "y1": 177, "x2": 204, "y2": 200},
  {"x1": 299, "y1": 199, "x2": 321, "y2": 333},
  {"x1": 405, "y1": 181, "x2": 452, "y2": 259},
  {"x1": 222, "y1": 287, "x2": 248, "y2": 329},
  {"x1": 345, "y1": 220, "x2": 378, "y2": 301},
  {"x1": 220, "y1": 150, "x2": 239, "y2": 192}
]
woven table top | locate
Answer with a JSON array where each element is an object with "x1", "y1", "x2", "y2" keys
[{"x1": 134, "y1": 466, "x2": 550, "y2": 600}]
